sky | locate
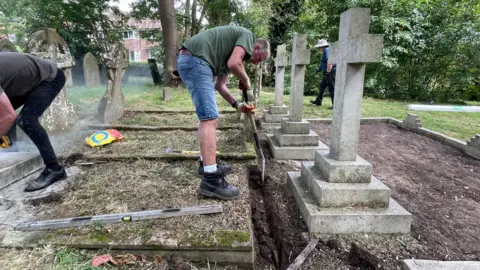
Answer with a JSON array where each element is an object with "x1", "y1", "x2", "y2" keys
[{"x1": 115, "y1": 0, "x2": 136, "y2": 12}]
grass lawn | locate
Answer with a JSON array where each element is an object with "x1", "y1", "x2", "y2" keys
[{"x1": 67, "y1": 77, "x2": 479, "y2": 141}]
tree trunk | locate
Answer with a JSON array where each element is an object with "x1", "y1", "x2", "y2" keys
[
  {"x1": 184, "y1": 0, "x2": 190, "y2": 39},
  {"x1": 158, "y1": 0, "x2": 180, "y2": 87},
  {"x1": 190, "y1": 0, "x2": 197, "y2": 37},
  {"x1": 196, "y1": 0, "x2": 209, "y2": 34}
]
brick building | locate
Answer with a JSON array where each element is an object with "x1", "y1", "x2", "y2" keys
[{"x1": 122, "y1": 19, "x2": 162, "y2": 62}]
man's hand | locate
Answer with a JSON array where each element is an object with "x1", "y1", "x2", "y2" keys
[
  {"x1": 236, "y1": 102, "x2": 255, "y2": 114},
  {"x1": 239, "y1": 80, "x2": 254, "y2": 102}
]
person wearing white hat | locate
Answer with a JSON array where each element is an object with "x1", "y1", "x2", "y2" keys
[{"x1": 310, "y1": 39, "x2": 336, "y2": 108}]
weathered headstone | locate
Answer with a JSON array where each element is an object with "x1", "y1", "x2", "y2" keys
[
  {"x1": 163, "y1": 87, "x2": 173, "y2": 102},
  {"x1": 252, "y1": 63, "x2": 263, "y2": 100},
  {"x1": 0, "y1": 38, "x2": 17, "y2": 52},
  {"x1": 261, "y1": 45, "x2": 289, "y2": 130},
  {"x1": 24, "y1": 28, "x2": 77, "y2": 133},
  {"x1": 267, "y1": 35, "x2": 328, "y2": 160},
  {"x1": 83, "y1": 52, "x2": 101, "y2": 87},
  {"x1": 148, "y1": 59, "x2": 162, "y2": 86},
  {"x1": 98, "y1": 42, "x2": 128, "y2": 123},
  {"x1": 287, "y1": 8, "x2": 412, "y2": 234}
]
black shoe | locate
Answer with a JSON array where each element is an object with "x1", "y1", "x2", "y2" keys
[
  {"x1": 199, "y1": 170, "x2": 240, "y2": 200},
  {"x1": 24, "y1": 167, "x2": 67, "y2": 192},
  {"x1": 198, "y1": 160, "x2": 232, "y2": 175},
  {"x1": 310, "y1": 100, "x2": 321, "y2": 106}
]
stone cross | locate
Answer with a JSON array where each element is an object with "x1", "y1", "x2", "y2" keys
[
  {"x1": 83, "y1": 52, "x2": 101, "y2": 87},
  {"x1": 274, "y1": 44, "x2": 288, "y2": 107},
  {"x1": 328, "y1": 8, "x2": 383, "y2": 161},
  {"x1": 98, "y1": 42, "x2": 129, "y2": 123},
  {"x1": 289, "y1": 34, "x2": 311, "y2": 122}
]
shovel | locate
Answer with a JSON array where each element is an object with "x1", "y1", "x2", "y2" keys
[{"x1": 240, "y1": 82, "x2": 265, "y2": 187}]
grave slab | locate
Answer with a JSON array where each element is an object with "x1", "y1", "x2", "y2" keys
[
  {"x1": 267, "y1": 134, "x2": 329, "y2": 160},
  {"x1": 0, "y1": 153, "x2": 42, "y2": 189},
  {"x1": 269, "y1": 105, "x2": 289, "y2": 115},
  {"x1": 288, "y1": 172, "x2": 412, "y2": 234},
  {"x1": 301, "y1": 162, "x2": 390, "y2": 208},
  {"x1": 0, "y1": 160, "x2": 254, "y2": 268},
  {"x1": 402, "y1": 260, "x2": 480, "y2": 270},
  {"x1": 263, "y1": 110, "x2": 288, "y2": 123},
  {"x1": 314, "y1": 150, "x2": 373, "y2": 183}
]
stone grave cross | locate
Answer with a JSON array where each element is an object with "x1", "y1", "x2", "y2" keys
[
  {"x1": 289, "y1": 34, "x2": 310, "y2": 122},
  {"x1": 273, "y1": 44, "x2": 288, "y2": 107},
  {"x1": 328, "y1": 8, "x2": 383, "y2": 161}
]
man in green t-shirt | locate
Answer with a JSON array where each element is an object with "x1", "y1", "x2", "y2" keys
[{"x1": 177, "y1": 25, "x2": 270, "y2": 200}]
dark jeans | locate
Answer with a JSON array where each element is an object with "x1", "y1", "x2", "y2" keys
[
  {"x1": 7, "y1": 68, "x2": 66, "y2": 168},
  {"x1": 315, "y1": 70, "x2": 336, "y2": 105}
]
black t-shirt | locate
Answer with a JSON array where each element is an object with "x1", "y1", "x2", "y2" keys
[{"x1": 0, "y1": 52, "x2": 57, "y2": 97}]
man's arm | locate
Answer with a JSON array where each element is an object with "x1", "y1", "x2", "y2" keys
[
  {"x1": 227, "y1": 46, "x2": 250, "y2": 84},
  {"x1": 0, "y1": 92, "x2": 16, "y2": 136},
  {"x1": 215, "y1": 74, "x2": 236, "y2": 105},
  {"x1": 326, "y1": 63, "x2": 333, "y2": 73}
]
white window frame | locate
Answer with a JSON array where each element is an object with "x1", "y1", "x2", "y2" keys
[{"x1": 129, "y1": 50, "x2": 141, "y2": 62}]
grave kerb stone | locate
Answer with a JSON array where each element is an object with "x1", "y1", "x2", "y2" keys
[{"x1": 328, "y1": 8, "x2": 383, "y2": 161}]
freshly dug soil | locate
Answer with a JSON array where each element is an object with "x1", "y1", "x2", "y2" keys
[
  {"x1": 117, "y1": 112, "x2": 239, "y2": 127},
  {"x1": 83, "y1": 129, "x2": 245, "y2": 156},
  {"x1": 251, "y1": 123, "x2": 480, "y2": 269}
]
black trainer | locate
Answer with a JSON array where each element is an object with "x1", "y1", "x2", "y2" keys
[
  {"x1": 199, "y1": 170, "x2": 240, "y2": 200},
  {"x1": 198, "y1": 160, "x2": 232, "y2": 175},
  {"x1": 310, "y1": 100, "x2": 322, "y2": 106},
  {"x1": 24, "y1": 166, "x2": 67, "y2": 192}
]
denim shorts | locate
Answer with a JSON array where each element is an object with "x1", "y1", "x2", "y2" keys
[{"x1": 177, "y1": 55, "x2": 219, "y2": 120}]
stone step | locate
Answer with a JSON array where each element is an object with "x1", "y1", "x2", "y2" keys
[
  {"x1": 0, "y1": 152, "x2": 42, "y2": 189},
  {"x1": 301, "y1": 162, "x2": 390, "y2": 208},
  {"x1": 288, "y1": 172, "x2": 412, "y2": 234},
  {"x1": 269, "y1": 104, "x2": 289, "y2": 115},
  {"x1": 267, "y1": 134, "x2": 329, "y2": 160},
  {"x1": 273, "y1": 128, "x2": 319, "y2": 147},
  {"x1": 263, "y1": 110, "x2": 288, "y2": 123},
  {"x1": 314, "y1": 150, "x2": 372, "y2": 183}
]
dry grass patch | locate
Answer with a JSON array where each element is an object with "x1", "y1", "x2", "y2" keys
[
  {"x1": 83, "y1": 129, "x2": 244, "y2": 156},
  {"x1": 118, "y1": 112, "x2": 239, "y2": 127}
]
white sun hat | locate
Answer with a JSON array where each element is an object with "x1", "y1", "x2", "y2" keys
[{"x1": 313, "y1": 39, "x2": 329, "y2": 48}]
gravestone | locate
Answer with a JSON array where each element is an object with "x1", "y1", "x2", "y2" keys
[
  {"x1": 163, "y1": 87, "x2": 173, "y2": 102},
  {"x1": 261, "y1": 44, "x2": 289, "y2": 130},
  {"x1": 252, "y1": 63, "x2": 263, "y2": 100},
  {"x1": 0, "y1": 153, "x2": 42, "y2": 190},
  {"x1": 83, "y1": 52, "x2": 101, "y2": 87},
  {"x1": 288, "y1": 8, "x2": 412, "y2": 234},
  {"x1": 0, "y1": 38, "x2": 17, "y2": 52},
  {"x1": 98, "y1": 42, "x2": 128, "y2": 123},
  {"x1": 24, "y1": 28, "x2": 77, "y2": 133},
  {"x1": 267, "y1": 34, "x2": 328, "y2": 160},
  {"x1": 148, "y1": 59, "x2": 162, "y2": 86}
]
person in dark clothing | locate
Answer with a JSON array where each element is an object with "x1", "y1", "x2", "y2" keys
[
  {"x1": 0, "y1": 52, "x2": 67, "y2": 192},
  {"x1": 310, "y1": 39, "x2": 336, "y2": 108}
]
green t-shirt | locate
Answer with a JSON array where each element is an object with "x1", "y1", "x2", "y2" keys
[{"x1": 183, "y1": 25, "x2": 255, "y2": 76}]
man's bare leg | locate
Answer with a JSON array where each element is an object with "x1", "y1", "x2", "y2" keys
[{"x1": 199, "y1": 119, "x2": 218, "y2": 167}]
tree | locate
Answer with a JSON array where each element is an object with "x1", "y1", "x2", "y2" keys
[
  {"x1": 0, "y1": 0, "x2": 126, "y2": 60},
  {"x1": 158, "y1": 0, "x2": 180, "y2": 86}
]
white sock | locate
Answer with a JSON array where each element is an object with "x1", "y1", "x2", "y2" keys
[
  {"x1": 203, "y1": 164, "x2": 217, "y2": 173},
  {"x1": 200, "y1": 156, "x2": 203, "y2": 161}
]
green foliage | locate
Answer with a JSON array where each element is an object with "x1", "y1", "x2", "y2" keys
[
  {"x1": 269, "y1": 0, "x2": 480, "y2": 102},
  {"x1": 0, "y1": 0, "x2": 127, "y2": 60}
]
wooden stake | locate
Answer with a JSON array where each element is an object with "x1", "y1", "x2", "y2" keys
[
  {"x1": 286, "y1": 239, "x2": 319, "y2": 270},
  {"x1": 15, "y1": 204, "x2": 223, "y2": 231},
  {"x1": 88, "y1": 124, "x2": 242, "y2": 131}
]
